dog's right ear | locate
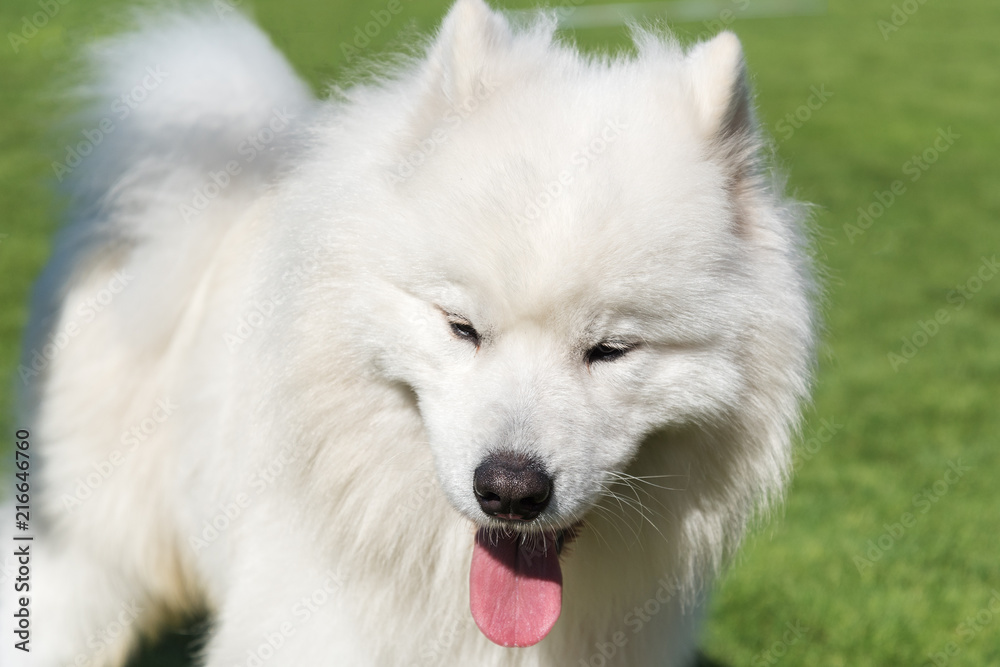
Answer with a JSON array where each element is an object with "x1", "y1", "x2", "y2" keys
[
  {"x1": 423, "y1": 0, "x2": 511, "y2": 106},
  {"x1": 685, "y1": 32, "x2": 765, "y2": 237}
]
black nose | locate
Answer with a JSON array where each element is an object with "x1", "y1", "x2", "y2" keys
[{"x1": 473, "y1": 452, "x2": 553, "y2": 521}]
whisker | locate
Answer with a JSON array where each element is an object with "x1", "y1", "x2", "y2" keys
[
  {"x1": 606, "y1": 470, "x2": 688, "y2": 492},
  {"x1": 582, "y1": 515, "x2": 612, "y2": 550},
  {"x1": 600, "y1": 471, "x2": 673, "y2": 544},
  {"x1": 598, "y1": 482, "x2": 631, "y2": 518},
  {"x1": 596, "y1": 487, "x2": 642, "y2": 544},
  {"x1": 597, "y1": 487, "x2": 643, "y2": 545}
]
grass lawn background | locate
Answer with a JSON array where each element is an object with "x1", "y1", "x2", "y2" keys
[{"x1": 1, "y1": 0, "x2": 997, "y2": 665}]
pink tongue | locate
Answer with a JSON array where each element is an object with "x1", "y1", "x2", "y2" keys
[{"x1": 469, "y1": 527, "x2": 562, "y2": 647}]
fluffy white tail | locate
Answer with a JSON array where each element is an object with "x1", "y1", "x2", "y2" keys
[
  {"x1": 27, "y1": 7, "x2": 316, "y2": 369},
  {"x1": 62, "y1": 6, "x2": 315, "y2": 236}
]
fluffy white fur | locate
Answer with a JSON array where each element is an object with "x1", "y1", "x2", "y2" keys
[{"x1": 1, "y1": 1, "x2": 815, "y2": 664}]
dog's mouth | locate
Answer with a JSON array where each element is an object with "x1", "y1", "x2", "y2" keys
[{"x1": 469, "y1": 521, "x2": 582, "y2": 647}]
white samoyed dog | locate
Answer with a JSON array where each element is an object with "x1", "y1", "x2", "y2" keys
[{"x1": 1, "y1": 0, "x2": 815, "y2": 665}]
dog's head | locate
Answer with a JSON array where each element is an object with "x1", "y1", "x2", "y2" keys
[
  {"x1": 353, "y1": 0, "x2": 813, "y2": 536},
  {"x1": 276, "y1": 0, "x2": 814, "y2": 647}
]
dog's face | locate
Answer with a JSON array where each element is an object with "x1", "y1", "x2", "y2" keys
[
  {"x1": 388, "y1": 151, "x2": 753, "y2": 534},
  {"x1": 360, "y1": 2, "x2": 773, "y2": 536},
  {"x1": 398, "y1": 272, "x2": 748, "y2": 534}
]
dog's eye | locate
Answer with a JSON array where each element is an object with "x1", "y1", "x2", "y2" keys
[
  {"x1": 449, "y1": 321, "x2": 480, "y2": 347},
  {"x1": 586, "y1": 341, "x2": 634, "y2": 365}
]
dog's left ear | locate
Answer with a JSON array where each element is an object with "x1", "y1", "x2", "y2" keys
[
  {"x1": 424, "y1": 0, "x2": 511, "y2": 104},
  {"x1": 686, "y1": 32, "x2": 755, "y2": 151},
  {"x1": 391, "y1": 0, "x2": 510, "y2": 164}
]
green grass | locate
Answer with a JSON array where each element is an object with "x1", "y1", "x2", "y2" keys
[{"x1": 2, "y1": 0, "x2": 998, "y2": 665}]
